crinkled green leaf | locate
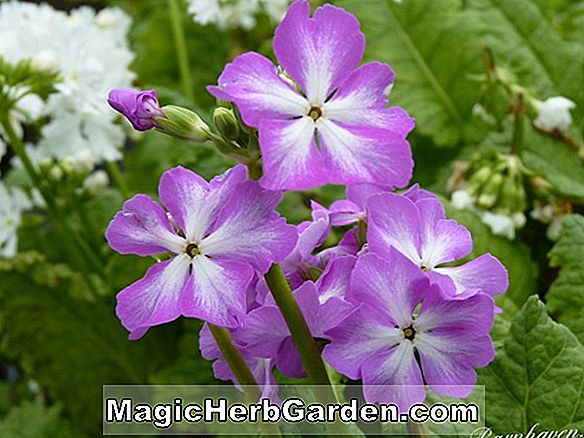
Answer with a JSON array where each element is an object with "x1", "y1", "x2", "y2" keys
[
  {"x1": 467, "y1": 0, "x2": 584, "y2": 124},
  {"x1": 547, "y1": 214, "x2": 584, "y2": 344},
  {"x1": 522, "y1": 128, "x2": 584, "y2": 200},
  {"x1": 337, "y1": 0, "x2": 482, "y2": 146},
  {"x1": 478, "y1": 296, "x2": 584, "y2": 433}
]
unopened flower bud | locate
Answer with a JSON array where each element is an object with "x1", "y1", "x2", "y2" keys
[
  {"x1": 48, "y1": 165, "x2": 64, "y2": 181},
  {"x1": 155, "y1": 105, "x2": 211, "y2": 142},
  {"x1": 213, "y1": 107, "x2": 240, "y2": 141},
  {"x1": 108, "y1": 88, "x2": 163, "y2": 131},
  {"x1": 533, "y1": 96, "x2": 576, "y2": 133},
  {"x1": 84, "y1": 170, "x2": 109, "y2": 195}
]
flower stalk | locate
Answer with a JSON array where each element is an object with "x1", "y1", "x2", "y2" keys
[
  {"x1": 166, "y1": 0, "x2": 194, "y2": 103},
  {"x1": 0, "y1": 115, "x2": 105, "y2": 294},
  {"x1": 106, "y1": 161, "x2": 131, "y2": 199}
]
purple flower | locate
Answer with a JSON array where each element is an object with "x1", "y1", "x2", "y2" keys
[
  {"x1": 367, "y1": 192, "x2": 509, "y2": 298},
  {"x1": 209, "y1": 0, "x2": 414, "y2": 190},
  {"x1": 106, "y1": 164, "x2": 297, "y2": 339},
  {"x1": 323, "y1": 250, "x2": 495, "y2": 410},
  {"x1": 199, "y1": 324, "x2": 279, "y2": 401},
  {"x1": 108, "y1": 88, "x2": 163, "y2": 131},
  {"x1": 238, "y1": 258, "x2": 356, "y2": 378}
]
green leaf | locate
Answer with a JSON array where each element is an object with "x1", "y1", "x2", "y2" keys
[
  {"x1": 0, "y1": 270, "x2": 182, "y2": 434},
  {"x1": 336, "y1": 0, "x2": 482, "y2": 146},
  {"x1": 444, "y1": 201, "x2": 538, "y2": 309},
  {"x1": 478, "y1": 296, "x2": 584, "y2": 433},
  {"x1": 467, "y1": 0, "x2": 584, "y2": 123},
  {"x1": 522, "y1": 128, "x2": 584, "y2": 200},
  {"x1": 547, "y1": 214, "x2": 584, "y2": 344},
  {"x1": 0, "y1": 402, "x2": 76, "y2": 438}
]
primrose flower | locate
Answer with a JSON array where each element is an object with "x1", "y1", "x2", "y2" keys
[
  {"x1": 106, "y1": 164, "x2": 296, "y2": 339},
  {"x1": 199, "y1": 324, "x2": 278, "y2": 401},
  {"x1": 209, "y1": 0, "x2": 414, "y2": 190},
  {"x1": 367, "y1": 192, "x2": 508, "y2": 298},
  {"x1": 239, "y1": 257, "x2": 356, "y2": 378},
  {"x1": 108, "y1": 89, "x2": 163, "y2": 131},
  {"x1": 534, "y1": 96, "x2": 576, "y2": 133},
  {"x1": 324, "y1": 250, "x2": 495, "y2": 410}
]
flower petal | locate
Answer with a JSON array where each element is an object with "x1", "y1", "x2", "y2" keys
[
  {"x1": 180, "y1": 256, "x2": 252, "y2": 328},
  {"x1": 276, "y1": 336, "x2": 305, "y2": 378},
  {"x1": 273, "y1": 0, "x2": 365, "y2": 104},
  {"x1": 416, "y1": 330, "x2": 494, "y2": 398},
  {"x1": 433, "y1": 253, "x2": 509, "y2": 297},
  {"x1": 324, "y1": 62, "x2": 415, "y2": 136},
  {"x1": 115, "y1": 256, "x2": 190, "y2": 339},
  {"x1": 201, "y1": 181, "x2": 297, "y2": 272},
  {"x1": 350, "y1": 251, "x2": 428, "y2": 327},
  {"x1": 316, "y1": 255, "x2": 356, "y2": 303},
  {"x1": 323, "y1": 303, "x2": 401, "y2": 380},
  {"x1": 258, "y1": 117, "x2": 327, "y2": 190},
  {"x1": 367, "y1": 193, "x2": 422, "y2": 263},
  {"x1": 106, "y1": 194, "x2": 185, "y2": 256},
  {"x1": 239, "y1": 305, "x2": 290, "y2": 359},
  {"x1": 361, "y1": 342, "x2": 426, "y2": 411},
  {"x1": 317, "y1": 119, "x2": 413, "y2": 188},
  {"x1": 158, "y1": 165, "x2": 247, "y2": 242},
  {"x1": 421, "y1": 218, "x2": 473, "y2": 268},
  {"x1": 209, "y1": 52, "x2": 308, "y2": 126}
]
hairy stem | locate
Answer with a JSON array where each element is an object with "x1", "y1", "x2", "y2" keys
[
  {"x1": 511, "y1": 93, "x2": 525, "y2": 156},
  {"x1": 167, "y1": 0, "x2": 195, "y2": 103}
]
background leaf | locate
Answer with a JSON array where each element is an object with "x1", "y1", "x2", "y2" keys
[{"x1": 478, "y1": 296, "x2": 584, "y2": 433}]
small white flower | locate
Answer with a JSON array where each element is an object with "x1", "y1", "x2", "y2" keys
[
  {"x1": 533, "y1": 96, "x2": 576, "y2": 133},
  {"x1": 187, "y1": 0, "x2": 289, "y2": 30},
  {"x1": 451, "y1": 190, "x2": 475, "y2": 210},
  {"x1": 480, "y1": 211, "x2": 516, "y2": 240},
  {"x1": 0, "y1": 183, "x2": 31, "y2": 258},
  {"x1": 31, "y1": 49, "x2": 59, "y2": 72},
  {"x1": 84, "y1": 169, "x2": 109, "y2": 195}
]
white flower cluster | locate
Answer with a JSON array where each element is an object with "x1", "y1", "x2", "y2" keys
[
  {"x1": 0, "y1": 182, "x2": 32, "y2": 258},
  {"x1": 187, "y1": 0, "x2": 289, "y2": 30},
  {"x1": 533, "y1": 96, "x2": 576, "y2": 133},
  {"x1": 451, "y1": 190, "x2": 526, "y2": 240},
  {"x1": 0, "y1": 2, "x2": 135, "y2": 164}
]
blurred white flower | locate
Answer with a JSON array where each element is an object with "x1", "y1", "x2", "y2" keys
[
  {"x1": 0, "y1": 2, "x2": 135, "y2": 164},
  {"x1": 481, "y1": 211, "x2": 516, "y2": 240},
  {"x1": 451, "y1": 189, "x2": 475, "y2": 210},
  {"x1": 84, "y1": 169, "x2": 110, "y2": 195},
  {"x1": 187, "y1": 0, "x2": 289, "y2": 30},
  {"x1": 0, "y1": 182, "x2": 32, "y2": 258},
  {"x1": 533, "y1": 96, "x2": 576, "y2": 133}
]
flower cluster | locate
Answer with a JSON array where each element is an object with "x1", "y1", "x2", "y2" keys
[
  {"x1": 187, "y1": 0, "x2": 289, "y2": 30},
  {"x1": 0, "y1": 1, "x2": 135, "y2": 165},
  {"x1": 107, "y1": 0, "x2": 507, "y2": 410},
  {"x1": 0, "y1": 182, "x2": 32, "y2": 258}
]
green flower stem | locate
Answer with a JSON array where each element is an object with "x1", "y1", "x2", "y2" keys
[
  {"x1": 106, "y1": 160, "x2": 131, "y2": 199},
  {"x1": 511, "y1": 93, "x2": 525, "y2": 156},
  {"x1": 1, "y1": 116, "x2": 104, "y2": 293},
  {"x1": 167, "y1": 0, "x2": 195, "y2": 103},
  {"x1": 406, "y1": 419, "x2": 430, "y2": 437},
  {"x1": 207, "y1": 323, "x2": 282, "y2": 437},
  {"x1": 264, "y1": 265, "x2": 336, "y2": 395}
]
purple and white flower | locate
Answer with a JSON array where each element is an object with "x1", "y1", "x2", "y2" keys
[
  {"x1": 367, "y1": 192, "x2": 508, "y2": 298},
  {"x1": 106, "y1": 164, "x2": 297, "y2": 339},
  {"x1": 199, "y1": 324, "x2": 279, "y2": 401},
  {"x1": 108, "y1": 88, "x2": 163, "y2": 131},
  {"x1": 324, "y1": 250, "x2": 495, "y2": 410},
  {"x1": 238, "y1": 257, "x2": 356, "y2": 378},
  {"x1": 209, "y1": 0, "x2": 414, "y2": 190}
]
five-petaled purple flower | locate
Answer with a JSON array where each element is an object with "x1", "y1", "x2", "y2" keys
[
  {"x1": 209, "y1": 0, "x2": 414, "y2": 190},
  {"x1": 108, "y1": 88, "x2": 163, "y2": 131},
  {"x1": 367, "y1": 192, "x2": 509, "y2": 299},
  {"x1": 324, "y1": 249, "x2": 495, "y2": 410},
  {"x1": 106, "y1": 164, "x2": 297, "y2": 339}
]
